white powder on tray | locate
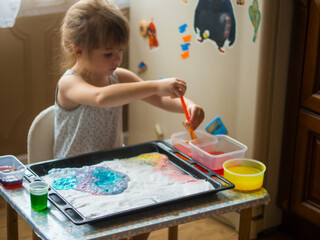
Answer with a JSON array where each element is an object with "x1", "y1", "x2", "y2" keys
[{"x1": 42, "y1": 153, "x2": 214, "y2": 218}]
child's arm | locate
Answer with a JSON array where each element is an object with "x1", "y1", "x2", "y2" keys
[
  {"x1": 180, "y1": 97, "x2": 205, "y2": 130},
  {"x1": 118, "y1": 69, "x2": 205, "y2": 130},
  {"x1": 57, "y1": 69, "x2": 186, "y2": 110},
  {"x1": 147, "y1": 96, "x2": 204, "y2": 130}
]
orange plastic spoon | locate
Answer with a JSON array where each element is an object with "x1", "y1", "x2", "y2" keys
[{"x1": 180, "y1": 97, "x2": 196, "y2": 140}]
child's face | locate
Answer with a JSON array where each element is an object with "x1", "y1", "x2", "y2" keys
[{"x1": 81, "y1": 46, "x2": 124, "y2": 76}]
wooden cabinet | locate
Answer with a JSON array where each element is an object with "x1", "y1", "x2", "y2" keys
[
  {"x1": 279, "y1": 0, "x2": 320, "y2": 237},
  {"x1": 292, "y1": 110, "x2": 320, "y2": 223},
  {"x1": 300, "y1": 0, "x2": 320, "y2": 112}
]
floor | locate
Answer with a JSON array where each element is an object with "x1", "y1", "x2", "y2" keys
[{"x1": 0, "y1": 195, "x2": 296, "y2": 240}]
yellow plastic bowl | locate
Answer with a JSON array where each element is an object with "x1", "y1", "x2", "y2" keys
[{"x1": 223, "y1": 158, "x2": 266, "y2": 191}]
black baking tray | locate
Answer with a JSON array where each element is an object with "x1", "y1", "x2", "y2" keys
[{"x1": 25, "y1": 141, "x2": 234, "y2": 225}]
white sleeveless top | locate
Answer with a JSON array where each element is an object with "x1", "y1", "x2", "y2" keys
[{"x1": 53, "y1": 69, "x2": 123, "y2": 159}]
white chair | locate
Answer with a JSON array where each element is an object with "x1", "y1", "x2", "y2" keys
[{"x1": 27, "y1": 105, "x2": 55, "y2": 164}]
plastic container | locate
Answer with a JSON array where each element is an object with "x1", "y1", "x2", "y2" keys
[
  {"x1": 171, "y1": 130, "x2": 213, "y2": 157},
  {"x1": 29, "y1": 181, "x2": 49, "y2": 211},
  {"x1": 189, "y1": 135, "x2": 247, "y2": 175},
  {"x1": 0, "y1": 155, "x2": 26, "y2": 189},
  {"x1": 223, "y1": 158, "x2": 266, "y2": 191}
]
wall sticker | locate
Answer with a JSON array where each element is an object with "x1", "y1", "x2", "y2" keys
[
  {"x1": 249, "y1": 0, "x2": 261, "y2": 42},
  {"x1": 194, "y1": 0, "x2": 236, "y2": 54}
]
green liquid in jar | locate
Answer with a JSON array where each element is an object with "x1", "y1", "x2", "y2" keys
[{"x1": 30, "y1": 192, "x2": 48, "y2": 211}]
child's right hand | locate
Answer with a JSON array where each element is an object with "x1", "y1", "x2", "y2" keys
[{"x1": 156, "y1": 78, "x2": 186, "y2": 99}]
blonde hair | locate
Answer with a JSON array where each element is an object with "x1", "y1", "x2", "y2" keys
[{"x1": 60, "y1": 0, "x2": 129, "y2": 70}]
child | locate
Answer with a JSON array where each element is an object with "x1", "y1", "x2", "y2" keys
[
  {"x1": 54, "y1": 1, "x2": 204, "y2": 239},
  {"x1": 54, "y1": 0, "x2": 204, "y2": 160}
]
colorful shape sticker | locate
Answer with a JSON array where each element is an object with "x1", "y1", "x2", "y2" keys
[
  {"x1": 179, "y1": 23, "x2": 188, "y2": 33},
  {"x1": 138, "y1": 61, "x2": 147, "y2": 73},
  {"x1": 181, "y1": 50, "x2": 190, "y2": 60},
  {"x1": 180, "y1": 43, "x2": 191, "y2": 51},
  {"x1": 179, "y1": 23, "x2": 191, "y2": 60},
  {"x1": 249, "y1": 0, "x2": 261, "y2": 42},
  {"x1": 182, "y1": 35, "x2": 192, "y2": 43}
]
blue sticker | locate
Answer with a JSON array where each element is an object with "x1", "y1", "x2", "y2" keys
[
  {"x1": 138, "y1": 62, "x2": 146, "y2": 68},
  {"x1": 138, "y1": 61, "x2": 147, "y2": 73},
  {"x1": 180, "y1": 43, "x2": 191, "y2": 51},
  {"x1": 205, "y1": 116, "x2": 228, "y2": 135},
  {"x1": 179, "y1": 23, "x2": 188, "y2": 33}
]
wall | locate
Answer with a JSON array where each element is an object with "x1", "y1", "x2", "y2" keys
[
  {"x1": 128, "y1": 0, "x2": 293, "y2": 233},
  {"x1": 129, "y1": 0, "x2": 262, "y2": 157}
]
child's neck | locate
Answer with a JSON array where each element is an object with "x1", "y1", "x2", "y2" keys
[{"x1": 72, "y1": 63, "x2": 107, "y2": 85}]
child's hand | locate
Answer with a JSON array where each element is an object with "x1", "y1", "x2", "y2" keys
[
  {"x1": 156, "y1": 78, "x2": 186, "y2": 98},
  {"x1": 185, "y1": 103, "x2": 205, "y2": 130}
]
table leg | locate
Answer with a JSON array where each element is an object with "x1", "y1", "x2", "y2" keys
[
  {"x1": 6, "y1": 202, "x2": 18, "y2": 240},
  {"x1": 168, "y1": 225, "x2": 178, "y2": 240},
  {"x1": 238, "y1": 207, "x2": 252, "y2": 240},
  {"x1": 129, "y1": 232, "x2": 151, "y2": 240},
  {"x1": 33, "y1": 231, "x2": 41, "y2": 240}
]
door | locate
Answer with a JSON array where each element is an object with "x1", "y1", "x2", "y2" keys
[
  {"x1": 0, "y1": 9, "x2": 129, "y2": 157},
  {"x1": 279, "y1": 0, "x2": 320, "y2": 237}
]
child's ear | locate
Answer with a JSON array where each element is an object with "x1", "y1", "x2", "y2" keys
[{"x1": 72, "y1": 44, "x2": 83, "y2": 57}]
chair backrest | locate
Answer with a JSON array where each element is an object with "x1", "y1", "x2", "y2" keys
[{"x1": 27, "y1": 105, "x2": 55, "y2": 164}]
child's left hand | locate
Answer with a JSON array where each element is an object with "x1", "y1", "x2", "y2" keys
[{"x1": 185, "y1": 103, "x2": 205, "y2": 130}]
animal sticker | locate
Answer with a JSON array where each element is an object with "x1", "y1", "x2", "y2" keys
[
  {"x1": 236, "y1": 0, "x2": 245, "y2": 5},
  {"x1": 194, "y1": 0, "x2": 236, "y2": 53},
  {"x1": 147, "y1": 18, "x2": 159, "y2": 49}
]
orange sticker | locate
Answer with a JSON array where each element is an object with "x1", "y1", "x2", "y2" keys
[
  {"x1": 182, "y1": 35, "x2": 192, "y2": 43},
  {"x1": 181, "y1": 50, "x2": 190, "y2": 59},
  {"x1": 147, "y1": 19, "x2": 159, "y2": 49}
]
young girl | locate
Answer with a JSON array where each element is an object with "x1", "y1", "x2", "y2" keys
[
  {"x1": 54, "y1": 0, "x2": 204, "y2": 160},
  {"x1": 54, "y1": 1, "x2": 204, "y2": 238}
]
